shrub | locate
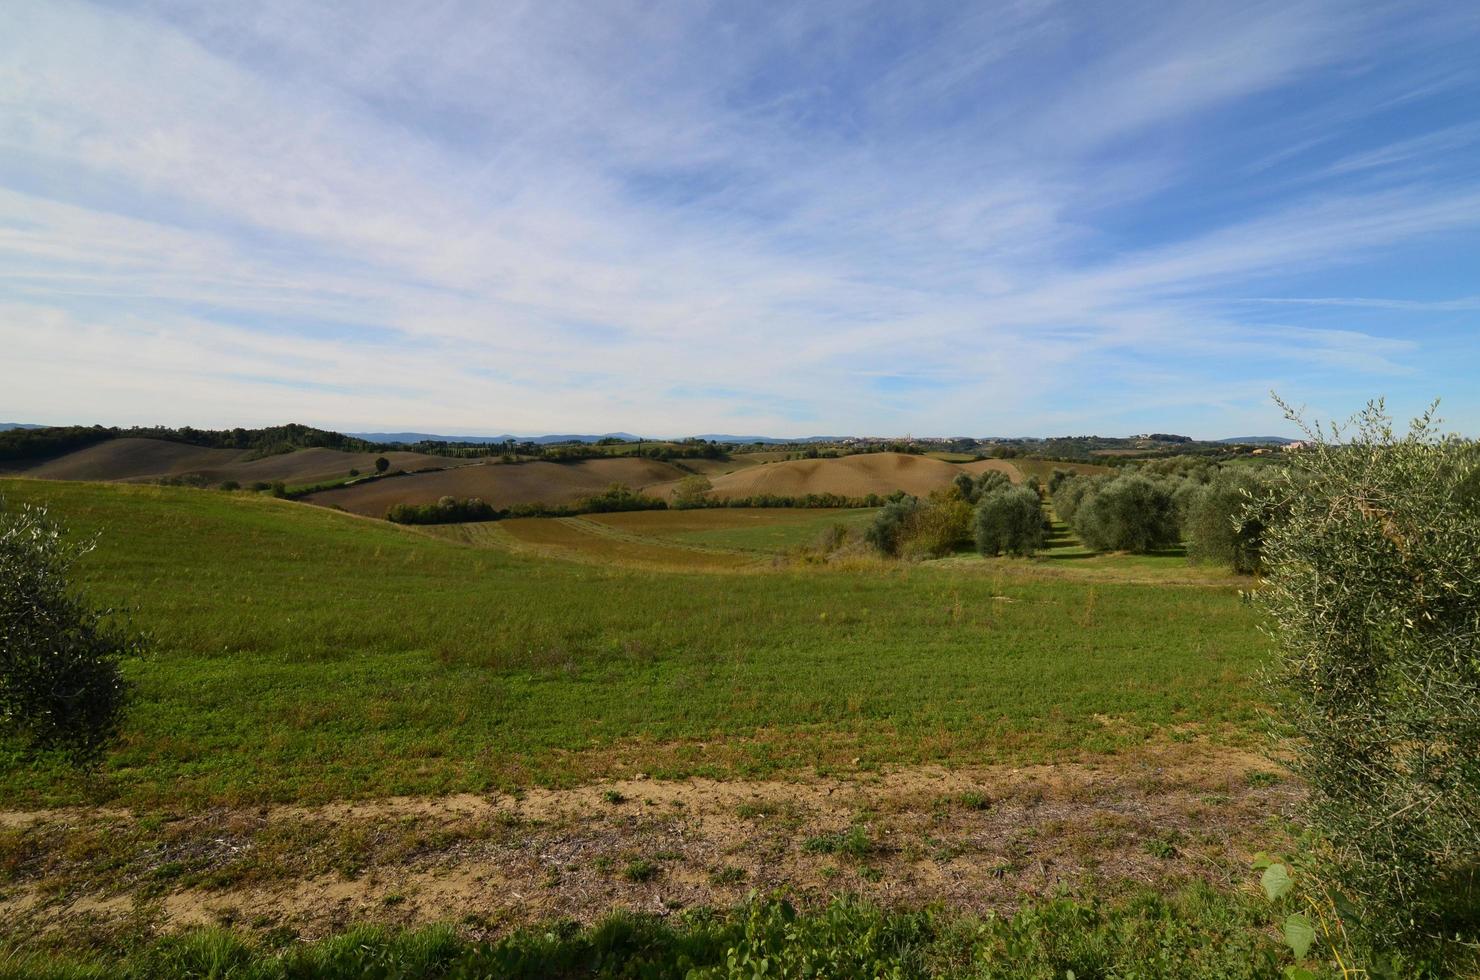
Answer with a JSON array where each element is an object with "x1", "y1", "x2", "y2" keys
[
  {"x1": 671, "y1": 474, "x2": 713, "y2": 509},
  {"x1": 865, "y1": 497, "x2": 919, "y2": 556},
  {"x1": 1072, "y1": 475, "x2": 1179, "y2": 553},
  {"x1": 386, "y1": 496, "x2": 499, "y2": 524},
  {"x1": 218, "y1": 480, "x2": 241, "y2": 491},
  {"x1": 0, "y1": 499, "x2": 140, "y2": 763},
  {"x1": 898, "y1": 489, "x2": 974, "y2": 559},
  {"x1": 975, "y1": 486, "x2": 1046, "y2": 557},
  {"x1": 574, "y1": 484, "x2": 667, "y2": 514},
  {"x1": 374, "y1": 456, "x2": 390, "y2": 473},
  {"x1": 1258, "y1": 398, "x2": 1480, "y2": 946}
]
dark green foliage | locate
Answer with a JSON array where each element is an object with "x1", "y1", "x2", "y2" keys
[
  {"x1": 866, "y1": 497, "x2": 919, "y2": 556},
  {"x1": 0, "y1": 425, "x2": 112, "y2": 463},
  {"x1": 373, "y1": 456, "x2": 390, "y2": 474},
  {"x1": 574, "y1": 484, "x2": 668, "y2": 514},
  {"x1": 975, "y1": 486, "x2": 1046, "y2": 557},
  {"x1": 385, "y1": 486, "x2": 667, "y2": 525},
  {"x1": 386, "y1": 497, "x2": 499, "y2": 525},
  {"x1": 1051, "y1": 474, "x2": 1110, "y2": 525},
  {"x1": 1072, "y1": 476, "x2": 1179, "y2": 553},
  {"x1": 952, "y1": 470, "x2": 1011, "y2": 505},
  {"x1": 1130, "y1": 455, "x2": 1217, "y2": 482},
  {"x1": 1258, "y1": 399, "x2": 1480, "y2": 949},
  {"x1": 0, "y1": 423, "x2": 383, "y2": 464},
  {"x1": 1185, "y1": 471, "x2": 1274, "y2": 573},
  {"x1": 0, "y1": 500, "x2": 139, "y2": 764}
]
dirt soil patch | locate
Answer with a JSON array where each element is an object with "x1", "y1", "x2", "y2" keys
[
  {"x1": 307, "y1": 458, "x2": 689, "y2": 516},
  {"x1": 1, "y1": 745, "x2": 1297, "y2": 943},
  {"x1": 710, "y1": 453, "x2": 997, "y2": 500}
]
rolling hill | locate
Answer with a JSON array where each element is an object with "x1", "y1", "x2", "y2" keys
[
  {"x1": 0, "y1": 437, "x2": 467, "y2": 486},
  {"x1": 706, "y1": 452, "x2": 1019, "y2": 499},
  {"x1": 305, "y1": 457, "x2": 690, "y2": 516}
]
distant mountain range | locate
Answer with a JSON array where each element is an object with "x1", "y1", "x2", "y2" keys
[
  {"x1": 348, "y1": 431, "x2": 840, "y2": 445},
  {"x1": 348, "y1": 431, "x2": 642, "y2": 445},
  {"x1": 3, "y1": 422, "x2": 1293, "y2": 445}
]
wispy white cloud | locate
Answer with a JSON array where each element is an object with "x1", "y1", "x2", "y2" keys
[{"x1": 2, "y1": 0, "x2": 1478, "y2": 437}]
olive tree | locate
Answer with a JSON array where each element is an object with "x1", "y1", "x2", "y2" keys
[
  {"x1": 1259, "y1": 398, "x2": 1480, "y2": 942},
  {"x1": 1071, "y1": 475, "x2": 1178, "y2": 553},
  {"x1": 974, "y1": 486, "x2": 1046, "y2": 556},
  {"x1": 1184, "y1": 470, "x2": 1275, "y2": 574},
  {"x1": 1, "y1": 500, "x2": 140, "y2": 764}
]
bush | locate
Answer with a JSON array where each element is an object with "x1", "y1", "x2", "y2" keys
[
  {"x1": 975, "y1": 486, "x2": 1046, "y2": 556},
  {"x1": 671, "y1": 474, "x2": 713, "y2": 509},
  {"x1": 1072, "y1": 475, "x2": 1179, "y2": 553},
  {"x1": 898, "y1": 491, "x2": 974, "y2": 559},
  {"x1": 386, "y1": 496, "x2": 499, "y2": 524},
  {"x1": 574, "y1": 484, "x2": 667, "y2": 514},
  {"x1": 374, "y1": 456, "x2": 390, "y2": 474},
  {"x1": 866, "y1": 498, "x2": 919, "y2": 556},
  {"x1": 1258, "y1": 398, "x2": 1480, "y2": 946},
  {"x1": 0, "y1": 499, "x2": 140, "y2": 763}
]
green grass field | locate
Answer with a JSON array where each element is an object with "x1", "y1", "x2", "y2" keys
[
  {"x1": 0, "y1": 479, "x2": 1263, "y2": 811},
  {"x1": 589, "y1": 507, "x2": 878, "y2": 552}
]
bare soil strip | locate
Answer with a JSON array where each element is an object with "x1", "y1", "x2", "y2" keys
[{"x1": 2, "y1": 745, "x2": 1296, "y2": 942}]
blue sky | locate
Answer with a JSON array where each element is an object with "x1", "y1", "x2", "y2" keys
[{"x1": 2, "y1": 1, "x2": 1478, "y2": 438}]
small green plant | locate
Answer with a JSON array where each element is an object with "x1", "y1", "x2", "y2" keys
[
  {"x1": 708, "y1": 866, "x2": 745, "y2": 886},
  {"x1": 601, "y1": 789, "x2": 626, "y2": 805},
  {"x1": 1253, "y1": 854, "x2": 1347, "y2": 979},
  {"x1": 802, "y1": 825, "x2": 874, "y2": 859},
  {"x1": 956, "y1": 790, "x2": 991, "y2": 811},
  {"x1": 622, "y1": 858, "x2": 660, "y2": 883},
  {"x1": 1143, "y1": 835, "x2": 1179, "y2": 860}
]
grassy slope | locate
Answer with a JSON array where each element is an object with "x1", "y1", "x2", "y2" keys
[
  {"x1": 0, "y1": 480, "x2": 1263, "y2": 809},
  {"x1": 590, "y1": 507, "x2": 878, "y2": 551}
]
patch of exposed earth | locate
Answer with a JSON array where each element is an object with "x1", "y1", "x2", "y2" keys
[{"x1": 0, "y1": 744, "x2": 1297, "y2": 943}]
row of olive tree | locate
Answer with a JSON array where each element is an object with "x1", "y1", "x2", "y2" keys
[
  {"x1": 867, "y1": 471, "x2": 1046, "y2": 559},
  {"x1": 1052, "y1": 463, "x2": 1276, "y2": 568}
]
